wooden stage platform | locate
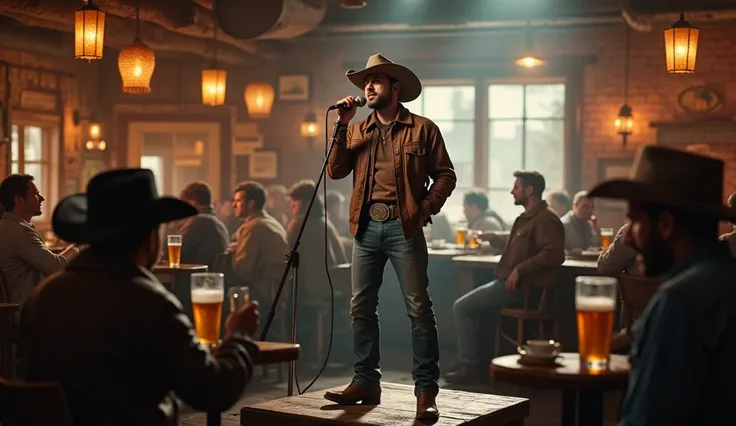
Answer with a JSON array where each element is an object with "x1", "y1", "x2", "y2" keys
[{"x1": 240, "y1": 382, "x2": 529, "y2": 425}]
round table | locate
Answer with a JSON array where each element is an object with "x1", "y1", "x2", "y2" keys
[{"x1": 491, "y1": 353, "x2": 629, "y2": 426}]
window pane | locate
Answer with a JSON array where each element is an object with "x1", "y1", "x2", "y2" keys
[
  {"x1": 438, "y1": 187, "x2": 470, "y2": 227},
  {"x1": 24, "y1": 163, "x2": 43, "y2": 191},
  {"x1": 525, "y1": 120, "x2": 565, "y2": 189},
  {"x1": 436, "y1": 121, "x2": 474, "y2": 188},
  {"x1": 403, "y1": 96, "x2": 423, "y2": 115},
  {"x1": 11, "y1": 162, "x2": 18, "y2": 174},
  {"x1": 488, "y1": 188, "x2": 523, "y2": 225},
  {"x1": 488, "y1": 85, "x2": 523, "y2": 119},
  {"x1": 525, "y1": 84, "x2": 565, "y2": 118},
  {"x1": 423, "y1": 86, "x2": 475, "y2": 120},
  {"x1": 488, "y1": 120, "x2": 523, "y2": 187},
  {"x1": 11, "y1": 124, "x2": 18, "y2": 162},
  {"x1": 141, "y1": 155, "x2": 164, "y2": 193},
  {"x1": 24, "y1": 126, "x2": 43, "y2": 161}
]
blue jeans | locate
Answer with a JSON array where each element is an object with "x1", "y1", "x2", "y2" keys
[
  {"x1": 452, "y1": 279, "x2": 522, "y2": 366},
  {"x1": 351, "y1": 218, "x2": 439, "y2": 396}
]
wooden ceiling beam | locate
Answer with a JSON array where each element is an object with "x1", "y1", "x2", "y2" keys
[
  {"x1": 2, "y1": 11, "x2": 254, "y2": 64},
  {"x1": 0, "y1": 0, "x2": 273, "y2": 59}
]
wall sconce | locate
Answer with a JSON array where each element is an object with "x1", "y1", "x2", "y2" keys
[
  {"x1": 664, "y1": 12, "x2": 699, "y2": 73},
  {"x1": 614, "y1": 104, "x2": 633, "y2": 147},
  {"x1": 300, "y1": 111, "x2": 319, "y2": 139},
  {"x1": 74, "y1": 0, "x2": 105, "y2": 61},
  {"x1": 73, "y1": 110, "x2": 102, "y2": 140},
  {"x1": 85, "y1": 140, "x2": 107, "y2": 151}
]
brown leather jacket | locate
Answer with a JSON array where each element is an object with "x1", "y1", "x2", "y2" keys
[{"x1": 327, "y1": 105, "x2": 457, "y2": 238}]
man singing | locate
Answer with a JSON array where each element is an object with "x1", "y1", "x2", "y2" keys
[{"x1": 323, "y1": 53, "x2": 456, "y2": 420}]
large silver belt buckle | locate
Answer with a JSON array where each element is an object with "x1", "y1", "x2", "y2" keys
[{"x1": 369, "y1": 203, "x2": 390, "y2": 222}]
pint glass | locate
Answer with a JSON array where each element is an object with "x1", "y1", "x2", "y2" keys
[
  {"x1": 600, "y1": 228, "x2": 614, "y2": 250},
  {"x1": 575, "y1": 276, "x2": 617, "y2": 370},
  {"x1": 167, "y1": 235, "x2": 182, "y2": 267},
  {"x1": 191, "y1": 272, "x2": 224, "y2": 344}
]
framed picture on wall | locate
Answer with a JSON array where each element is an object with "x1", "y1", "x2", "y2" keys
[
  {"x1": 597, "y1": 158, "x2": 634, "y2": 211},
  {"x1": 248, "y1": 150, "x2": 278, "y2": 180},
  {"x1": 278, "y1": 74, "x2": 310, "y2": 101}
]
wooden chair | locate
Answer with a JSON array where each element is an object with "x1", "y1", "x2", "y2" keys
[
  {"x1": 0, "y1": 377, "x2": 73, "y2": 426},
  {"x1": 494, "y1": 272, "x2": 561, "y2": 357}
]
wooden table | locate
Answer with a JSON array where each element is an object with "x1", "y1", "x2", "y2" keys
[
  {"x1": 208, "y1": 341, "x2": 300, "y2": 426},
  {"x1": 152, "y1": 263, "x2": 208, "y2": 288},
  {"x1": 240, "y1": 382, "x2": 529, "y2": 425},
  {"x1": 0, "y1": 303, "x2": 19, "y2": 378},
  {"x1": 491, "y1": 353, "x2": 629, "y2": 426}
]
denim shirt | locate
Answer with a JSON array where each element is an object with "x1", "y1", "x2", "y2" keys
[{"x1": 619, "y1": 243, "x2": 736, "y2": 426}]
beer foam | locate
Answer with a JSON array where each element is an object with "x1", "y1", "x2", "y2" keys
[
  {"x1": 576, "y1": 296, "x2": 616, "y2": 312},
  {"x1": 191, "y1": 289, "x2": 224, "y2": 304}
]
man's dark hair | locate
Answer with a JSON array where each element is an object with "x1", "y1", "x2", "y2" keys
[
  {"x1": 234, "y1": 181, "x2": 266, "y2": 210},
  {"x1": 288, "y1": 179, "x2": 324, "y2": 216},
  {"x1": 325, "y1": 190, "x2": 344, "y2": 207},
  {"x1": 642, "y1": 202, "x2": 719, "y2": 243},
  {"x1": 180, "y1": 181, "x2": 212, "y2": 207},
  {"x1": 463, "y1": 190, "x2": 489, "y2": 212},
  {"x1": 0, "y1": 174, "x2": 34, "y2": 211},
  {"x1": 513, "y1": 170, "x2": 546, "y2": 198}
]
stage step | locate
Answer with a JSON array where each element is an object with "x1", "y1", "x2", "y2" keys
[{"x1": 240, "y1": 382, "x2": 529, "y2": 425}]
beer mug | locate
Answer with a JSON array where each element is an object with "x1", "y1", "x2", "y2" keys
[
  {"x1": 575, "y1": 276, "x2": 617, "y2": 371},
  {"x1": 228, "y1": 286, "x2": 250, "y2": 312},
  {"x1": 456, "y1": 221, "x2": 468, "y2": 247},
  {"x1": 191, "y1": 272, "x2": 225, "y2": 345},
  {"x1": 167, "y1": 235, "x2": 182, "y2": 268},
  {"x1": 600, "y1": 228, "x2": 614, "y2": 250}
]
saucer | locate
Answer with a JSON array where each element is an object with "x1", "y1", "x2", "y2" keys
[{"x1": 516, "y1": 346, "x2": 560, "y2": 366}]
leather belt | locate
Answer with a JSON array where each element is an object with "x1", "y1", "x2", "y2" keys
[{"x1": 368, "y1": 202, "x2": 399, "y2": 222}]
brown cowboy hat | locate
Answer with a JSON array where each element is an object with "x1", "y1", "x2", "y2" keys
[
  {"x1": 346, "y1": 54, "x2": 422, "y2": 103},
  {"x1": 588, "y1": 145, "x2": 736, "y2": 222}
]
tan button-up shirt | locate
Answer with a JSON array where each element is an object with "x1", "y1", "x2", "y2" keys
[
  {"x1": 597, "y1": 223, "x2": 640, "y2": 276},
  {"x1": 561, "y1": 211, "x2": 600, "y2": 251},
  {"x1": 232, "y1": 210, "x2": 288, "y2": 297},
  {"x1": 0, "y1": 212, "x2": 69, "y2": 307}
]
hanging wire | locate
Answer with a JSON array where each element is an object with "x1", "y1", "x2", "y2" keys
[
  {"x1": 135, "y1": 0, "x2": 140, "y2": 38},
  {"x1": 623, "y1": 23, "x2": 630, "y2": 103}
]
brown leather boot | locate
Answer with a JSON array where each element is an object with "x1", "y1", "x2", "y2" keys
[
  {"x1": 416, "y1": 393, "x2": 439, "y2": 421},
  {"x1": 324, "y1": 381, "x2": 381, "y2": 405}
]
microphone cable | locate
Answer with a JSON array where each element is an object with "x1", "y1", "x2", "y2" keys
[{"x1": 294, "y1": 109, "x2": 337, "y2": 395}]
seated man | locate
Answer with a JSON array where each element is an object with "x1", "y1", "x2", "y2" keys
[
  {"x1": 462, "y1": 190, "x2": 506, "y2": 232},
  {"x1": 561, "y1": 190, "x2": 600, "y2": 255},
  {"x1": 176, "y1": 181, "x2": 230, "y2": 269},
  {"x1": 0, "y1": 174, "x2": 78, "y2": 310},
  {"x1": 544, "y1": 189, "x2": 571, "y2": 218},
  {"x1": 231, "y1": 181, "x2": 289, "y2": 306},
  {"x1": 446, "y1": 171, "x2": 565, "y2": 384},
  {"x1": 21, "y1": 169, "x2": 261, "y2": 426},
  {"x1": 597, "y1": 222, "x2": 639, "y2": 276}
]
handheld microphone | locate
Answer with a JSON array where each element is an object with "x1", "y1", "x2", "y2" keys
[{"x1": 327, "y1": 96, "x2": 367, "y2": 111}]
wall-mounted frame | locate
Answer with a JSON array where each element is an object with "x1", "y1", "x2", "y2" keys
[
  {"x1": 248, "y1": 150, "x2": 278, "y2": 180},
  {"x1": 278, "y1": 74, "x2": 310, "y2": 101},
  {"x1": 596, "y1": 157, "x2": 634, "y2": 211}
]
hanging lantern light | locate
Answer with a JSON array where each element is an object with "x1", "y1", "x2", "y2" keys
[
  {"x1": 614, "y1": 104, "x2": 634, "y2": 146},
  {"x1": 201, "y1": 68, "x2": 227, "y2": 106},
  {"x1": 515, "y1": 21, "x2": 545, "y2": 68},
  {"x1": 118, "y1": 38, "x2": 155, "y2": 94},
  {"x1": 75, "y1": 0, "x2": 105, "y2": 60},
  {"x1": 663, "y1": 12, "x2": 699, "y2": 74},
  {"x1": 88, "y1": 116, "x2": 101, "y2": 140},
  {"x1": 244, "y1": 82, "x2": 275, "y2": 119},
  {"x1": 300, "y1": 111, "x2": 319, "y2": 138}
]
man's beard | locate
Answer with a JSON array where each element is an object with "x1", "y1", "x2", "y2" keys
[
  {"x1": 634, "y1": 228, "x2": 673, "y2": 277},
  {"x1": 514, "y1": 196, "x2": 527, "y2": 206},
  {"x1": 367, "y1": 93, "x2": 390, "y2": 110}
]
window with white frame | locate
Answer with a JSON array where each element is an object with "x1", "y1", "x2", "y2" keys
[
  {"x1": 486, "y1": 83, "x2": 566, "y2": 222},
  {"x1": 11, "y1": 124, "x2": 58, "y2": 223},
  {"x1": 404, "y1": 84, "x2": 475, "y2": 224}
]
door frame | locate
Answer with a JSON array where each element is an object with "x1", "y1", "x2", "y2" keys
[{"x1": 127, "y1": 121, "x2": 222, "y2": 201}]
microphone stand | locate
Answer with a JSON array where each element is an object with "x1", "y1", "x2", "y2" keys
[{"x1": 259, "y1": 119, "x2": 342, "y2": 396}]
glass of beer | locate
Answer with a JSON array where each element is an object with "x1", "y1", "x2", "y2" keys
[
  {"x1": 576, "y1": 276, "x2": 617, "y2": 371},
  {"x1": 167, "y1": 235, "x2": 182, "y2": 268},
  {"x1": 600, "y1": 228, "x2": 614, "y2": 250},
  {"x1": 228, "y1": 286, "x2": 250, "y2": 312},
  {"x1": 456, "y1": 222, "x2": 468, "y2": 247},
  {"x1": 191, "y1": 272, "x2": 225, "y2": 345},
  {"x1": 468, "y1": 231, "x2": 480, "y2": 249}
]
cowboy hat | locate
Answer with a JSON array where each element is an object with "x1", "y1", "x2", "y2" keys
[
  {"x1": 588, "y1": 145, "x2": 736, "y2": 222},
  {"x1": 346, "y1": 53, "x2": 422, "y2": 103},
  {"x1": 52, "y1": 168, "x2": 197, "y2": 245}
]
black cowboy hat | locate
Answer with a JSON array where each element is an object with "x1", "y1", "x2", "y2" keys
[
  {"x1": 52, "y1": 168, "x2": 197, "y2": 245},
  {"x1": 588, "y1": 145, "x2": 736, "y2": 222}
]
